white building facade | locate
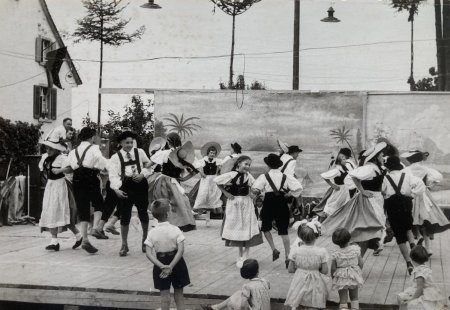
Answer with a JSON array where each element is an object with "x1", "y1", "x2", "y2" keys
[{"x1": 0, "y1": 0, "x2": 82, "y2": 135}]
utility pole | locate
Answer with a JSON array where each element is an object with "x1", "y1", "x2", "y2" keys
[{"x1": 293, "y1": 0, "x2": 300, "y2": 90}]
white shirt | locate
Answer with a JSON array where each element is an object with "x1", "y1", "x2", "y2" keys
[
  {"x1": 45, "y1": 125, "x2": 66, "y2": 142},
  {"x1": 382, "y1": 170, "x2": 426, "y2": 199},
  {"x1": 144, "y1": 222, "x2": 185, "y2": 253},
  {"x1": 108, "y1": 148, "x2": 152, "y2": 190},
  {"x1": 349, "y1": 162, "x2": 382, "y2": 181},
  {"x1": 67, "y1": 141, "x2": 107, "y2": 170},
  {"x1": 252, "y1": 169, "x2": 303, "y2": 197},
  {"x1": 194, "y1": 156, "x2": 223, "y2": 169},
  {"x1": 222, "y1": 153, "x2": 239, "y2": 164},
  {"x1": 320, "y1": 161, "x2": 355, "y2": 182},
  {"x1": 403, "y1": 162, "x2": 443, "y2": 187},
  {"x1": 150, "y1": 149, "x2": 172, "y2": 165},
  {"x1": 279, "y1": 153, "x2": 297, "y2": 176}
]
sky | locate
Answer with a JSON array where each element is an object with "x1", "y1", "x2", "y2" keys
[{"x1": 45, "y1": 0, "x2": 438, "y2": 127}]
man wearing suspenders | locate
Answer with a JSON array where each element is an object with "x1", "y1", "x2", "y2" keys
[
  {"x1": 66, "y1": 127, "x2": 107, "y2": 254},
  {"x1": 252, "y1": 154, "x2": 303, "y2": 268},
  {"x1": 279, "y1": 145, "x2": 302, "y2": 177},
  {"x1": 108, "y1": 131, "x2": 152, "y2": 257}
]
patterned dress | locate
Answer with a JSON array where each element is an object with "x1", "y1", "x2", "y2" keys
[
  {"x1": 224, "y1": 278, "x2": 271, "y2": 310},
  {"x1": 398, "y1": 265, "x2": 448, "y2": 310},
  {"x1": 331, "y1": 244, "x2": 364, "y2": 290},
  {"x1": 285, "y1": 245, "x2": 331, "y2": 309}
]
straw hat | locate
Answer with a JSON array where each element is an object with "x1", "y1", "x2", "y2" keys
[
  {"x1": 149, "y1": 137, "x2": 167, "y2": 154},
  {"x1": 168, "y1": 141, "x2": 195, "y2": 169},
  {"x1": 40, "y1": 139, "x2": 67, "y2": 152},
  {"x1": 201, "y1": 142, "x2": 222, "y2": 157},
  {"x1": 277, "y1": 139, "x2": 289, "y2": 153},
  {"x1": 363, "y1": 142, "x2": 387, "y2": 165}
]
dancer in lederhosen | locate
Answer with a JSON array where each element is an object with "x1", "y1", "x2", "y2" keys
[
  {"x1": 402, "y1": 150, "x2": 450, "y2": 256},
  {"x1": 148, "y1": 133, "x2": 197, "y2": 232},
  {"x1": 108, "y1": 131, "x2": 152, "y2": 256},
  {"x1": 321, "y1": 142, "x2": 387, "y2": 257},
  {"x1": 382, "y1": 156, "x2": 425, "y2": 275},
  {"x1": 66, "y1": 127, "x2": 107, "y2": 254},
  {"x1": 214, "y1": 155, "x2": 263, "y2": 268},
  {"x1": 252, "y1": 154, "x2": 303, "y2": 268},
  {"x1": 39, "y1": 140, "x2": 82, "y2": 251},
  {"x1": 193, "y1": 142, "x2": 223, "y2": 226},
  {"x1": 319, "y1": 148, "x2": 356, "y2": 218}
]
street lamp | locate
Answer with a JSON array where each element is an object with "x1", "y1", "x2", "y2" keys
[
  {"x1": 321, "y1": 7, "x2": 340, "y2": 22},
  {"x1": 141, "y1": 0, "x2": 162, "y2": 9}
]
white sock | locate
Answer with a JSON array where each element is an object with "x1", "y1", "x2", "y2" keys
[
  {"x1": 350, "y1": 300, "x2": 359, "y2": 309},
  {"x1": 51, "y1": 238, "x2": 58, "y2": 245},
  {"x1": 339, "y1": 304, "x2": 348, "y2": 309},
  {"x1": 75, "y1": 233, "x2": 82, "y2": 241}
]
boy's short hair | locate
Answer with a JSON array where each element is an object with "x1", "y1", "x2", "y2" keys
[
  {"x1": 298, "y1": 225, "x2": 316, "y2": 244},
  {"x1": 332, "y1": 228, "x2": 351, "y2": 248},
  {"x1": 410, "y1": 244, "x2": 429, "y2": 264},
  {"x1": 151, "y1": 199, "x2": 170, "y2": 221},
  {"x1": 240, "y1": 259, "x2": 259, "y2": 279}
]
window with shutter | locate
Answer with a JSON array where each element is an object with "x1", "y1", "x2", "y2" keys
[
  {"x1": 50, "y1": 88, "x2": 57, "y2": 120},
  {"x1": 35, "y1": 38, "x2": 43, "y2": 62},
  {"x1": 35, "y1": 36, "x2": 53, "y2": 65},
  {"x1": 33, "y1": 86, "x2": 57, "y2": 121},
  {"x1": 33, "y1": 85, "x2": 41, "y2": 119}
]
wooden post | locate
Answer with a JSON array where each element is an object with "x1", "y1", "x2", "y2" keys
[{"x1": 293, "y1": 0, "x2": 300, "y2": 90}]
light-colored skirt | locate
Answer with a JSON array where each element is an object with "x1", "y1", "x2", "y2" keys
[
  {"x1": 322, "y1": 192, "x2": 385, "y2": 243},
  {"x1": 398, "y1": 285, "x2": 448, "y2": 310},
  {"x1": 285, "y1": 269, "x2": 331, "y2": 308},
  {"x1": 412, "y1": 189, "x2": 450, "y2": 234},
  {"x1": 222, "y1": 196, "x2": 263, "y2": 247},
  {"x1": 148, "y1": 173, "x2": 196, "y2": 232},
  {"x1": 332, "y1": 266, "x2": 364, "y2": 290},
  {"x1": 39, "y1": 178, "x2": 71, "y2": 232},
  {"x1": 193, "y1": 175, "x2": 223, "y2": 211},
  {"x1": 323, "y1": 185, "x2": 351, "y2": 216}
]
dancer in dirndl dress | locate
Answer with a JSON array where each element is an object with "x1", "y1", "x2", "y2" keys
[
  {"x1": 214, "y1": 155, "x2": 263, "y2": 268},
  {"x1": 320, "y1": 148, "x2": 356, "y2": 218},
  {"x1": 39, "y1": 140, "x2": 82, "y2": 251},
  {"x1": 322, "y1": 142, "x2": 387, "y2": 257},
  {"x1": 148, "y1": 133, "x2": 197, "y2": 232},
  {"x1": 222, "y1": 142, "x2": 242, "y2": 165},
  {"x1": 402, "y1": 150, "x2": 450, "y2": 256},
  {"x1": 193, "y1": 142, "x2": 223, "y2": 226}
]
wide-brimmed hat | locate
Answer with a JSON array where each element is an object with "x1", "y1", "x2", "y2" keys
[
  {"x1": 400, "y1": 150, "x2": 425, "y2": 164},
  {"x1": 117, "y1": 130, "x2": 137, "y2": 142},
  {"x1": 149, "y1": 137, "x2": 167, "y2": 154},
  {"x1": 169, "y1": 141, "x2": 195, "y2": 169},
  {"x1": 40, "y1": 139, "x2": 67, "y2": 152},
  {"x1": 385, "y1": 156, "x2": 403, "y2": 171},
  {"x1": 231, "y1": 142, "x2": 242, "y2": 154},
  {"x1": 363, "y1": 142, "x2": 387, "y2": 165},
  {"x1": 288, "y1": 145, "x2": 302, "y2": 154},
  {"x1": 201, "y1": 142, "x2": 221, "y2": 157},
  {"x1": 264, "y1": 153, "x2": 283, "y2": 169},
  {"x1": 277, "y1": 139, "x2": 289, "y2": 153}
]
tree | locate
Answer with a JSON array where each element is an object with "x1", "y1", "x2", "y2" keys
[
  {"x1": 329, "y1": 125, "x2": 357, "y2": 162},
  {"x1": 73, "y1": 0, "x2": 145, "y2": 132},
  {"x1": 219, "y1": 75, "x2": 267, "y2": 90},
  {"x1": 211, "y1": 0, "x2": 261, "y2": 88},
  {"x1": 162, "y1": 113, "x2": 202, "y2": 139},
  {"x1": 391, "y1": 0, "x2": 425, "y2": 90},
  {"x1": 412, "y1": 67, "x2": 439, "y2": 91}
]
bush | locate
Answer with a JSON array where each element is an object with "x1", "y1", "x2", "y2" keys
[{"x1": 0, "y1": 117, "x2": 42, "y2": 175}]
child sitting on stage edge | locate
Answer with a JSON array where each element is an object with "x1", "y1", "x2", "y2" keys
[{"x1": 145, "y1": 199, "x2": 191, "y2": 310}]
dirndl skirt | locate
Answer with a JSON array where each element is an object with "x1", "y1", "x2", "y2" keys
[
  {"x1": 193, "y1": 175, "x2": 223, "y2": 211},
  {"x1": 39, "y1": 178, "x2": 71, "y2": 232},
  {"x1": 322, "y1": 192, "x2": 385, "y2": 243},
  {"x1": 148, "y1": 173, "x2": 196, "y2": 232},
  {"x1": 323, "y1": 184, "x2": 351, "y2": 216},
  {"x1": 412, "y1": 189, "x2": 450, "y2": 235}
]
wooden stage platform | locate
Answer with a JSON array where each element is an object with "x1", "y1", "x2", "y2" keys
[{"x1": 0, "y1": 219, "x2": 449, "y2": 310}]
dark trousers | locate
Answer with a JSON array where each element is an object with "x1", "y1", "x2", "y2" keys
[
  {"x1": 117, "y1": 177, "x2": 149, "y2": 226},
  {"x1": 260, "y1": 192, "x2": 290, "y2": 235},
  {"x1": 384, "y1": 194, "x2": 413, "y2": 244},
  {"x1": 101, "y1": 181, "x2": 120, "y2": 222},
  {"x1": 73, "y1": 168, "x2": 103, "y2": 222}
]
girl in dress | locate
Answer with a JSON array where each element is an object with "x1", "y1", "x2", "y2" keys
[
  {"x1": 203, "y1": 259, "x2": 271, "y2": 310},
  {"x1": 148, "y1": 133, "x2": 197, "y2": 232},
  {"x1": 320, "y1": 148, "x2": 356, "y2": 218},
  {"x1": 322, "y1": 142, "x2": 387, "y2": 257},
  {"x1": 397, "y1": 241, "x2": 448, "y2": 310},
  {"x1": 401, "y1": 151, "x2": 450, "y2": 256},
  {"x1": 285, "y1": 223, "x2": 331, "y2": 310},
  {"x1": 214, "y1": 156, "x2": 263, "y2": 267},
  {"x1": 193, "y1": 142, "x2": 223, "y2": 226},
  {"x1": 39, "y1": 140, "x2": 81, "y2": 251},
  {"x1": 331, "y1": 228, "x2": 364, "y2": 310},
  {"x1": 222, "y1": 142, "x2": 242, "y2": 165}
]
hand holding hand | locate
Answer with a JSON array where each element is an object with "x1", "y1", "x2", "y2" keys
[
  {"x1": 115, "y1": 189, "x2": 128, "y2": 199},
  {"x1": 132, "y1": 173, "x2": 144, "y2": 182},
  {"x1": 159, "y1": 265, "x2": 173, "y2": 279}
]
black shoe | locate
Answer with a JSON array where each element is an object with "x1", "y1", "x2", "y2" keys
[
  {"x1": 45, "y1": 243, "x2": 60, "y2": 251},
  {"x1": 72, "y1": 237, "x2": 83, "y2": 250},
  {"x1": 142, "y1": 242, "x2": 146, "y2": 253},
  {"x1": 81, "y1": 242, "x2": 98, "y2": 254},
  {"x1": 272, "y1": 249, "x2": 280, "y2": 261},
  {"x1": 119, "y1": 244, "x2": 129, "y2": 257},
  {"x1": 285, "y1": 259, "x2": 290, "y2": 269},
  {"x1": 409, "y1": 242, "x2": 415, "y2": 249},
  {"x1": 407, "y1": 262, "x2": 414, "y2": 275},
  {"x1": 92, "y1": 229, "x2": 109, "y2": 240},
  {"x1": 105, "y1": 226, "x2": 120, "y2": 235}
]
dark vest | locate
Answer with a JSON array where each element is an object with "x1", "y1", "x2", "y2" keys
[
  {"x1": 44, "y1": 155, "x2": 65, "y2": 180},
  {"x1": 360, "y1": 168, "x2": 384, "y2": 192},
  {"x1": 203, "y1": 159, "x2": 218, "y2": 175},
  {"x1": 162, "y1": 159, "x2": 183, "y2": 178},
  {"x1": 227, "y1": 172, "x2": 250, "y2": 196}
]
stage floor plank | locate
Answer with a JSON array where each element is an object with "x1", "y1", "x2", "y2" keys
[{"x1": 1, "y1": 219, "x2": 449, "y2": 309}]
